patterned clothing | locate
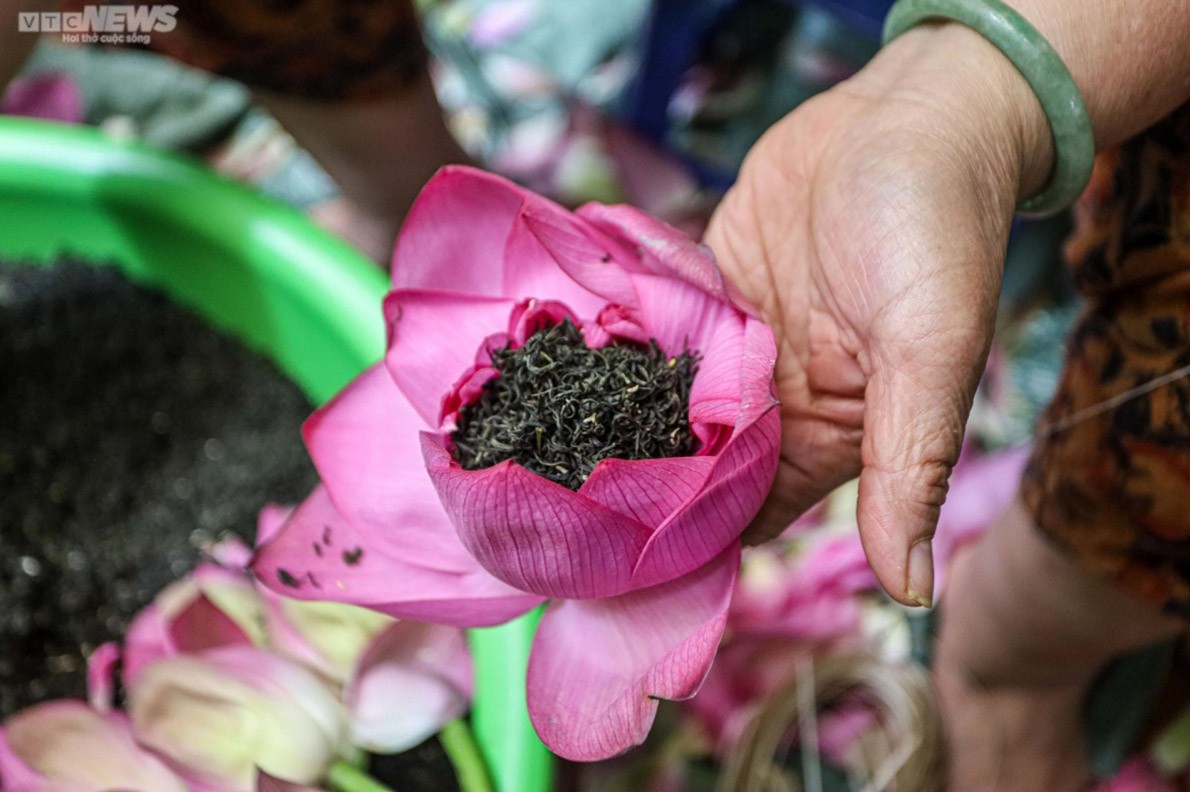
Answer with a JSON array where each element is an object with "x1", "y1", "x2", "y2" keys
[{"x1": 1024, "y1": 105, "x2": 1190, "y2": 618}]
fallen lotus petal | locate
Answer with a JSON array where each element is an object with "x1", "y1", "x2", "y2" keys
[
  {"x1": 0, "y1": 701, "x2": 187, "y2": 792},
  {"x1": 255, "y1": 165, "x2": 780, "y2": 759},
  {"x1": 346, "y1": 620, "x2": 472, "y2": 753},
  {"x1": 128, "y1": 647, "x2": 346, "y2": 790}
]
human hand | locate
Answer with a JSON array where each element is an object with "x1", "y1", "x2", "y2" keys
[{"x1": 705, "y1": 24, "x2": 1050, "y2": 605}]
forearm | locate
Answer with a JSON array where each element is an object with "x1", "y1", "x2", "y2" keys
[{"x1": 1006, "y1": 0, "x2": 1190, "y2": 152}]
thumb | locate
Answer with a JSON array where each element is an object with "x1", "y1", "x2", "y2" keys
[{"x1": 856, "y1": 338, "x2": 986, "y2": 607}]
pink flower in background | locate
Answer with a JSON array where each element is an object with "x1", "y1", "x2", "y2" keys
[
  {"x1": 255, "y1": 165, "x2": 780, "y2": 760},
  {"x1": 103, "y1": 506, "x2": 472, "y2": 762},
  {"x1": 1, "y1": 73, "x2": 83, "y2": 124},
  {"x1": 0, "y1": 499, "x2": 475, "y2": 792},
  {"x1": 0, "y1": 701, "x2": 188, "y2": 792},
  {"x1": 256, "y1": 506, "x2": 474, "y2": 753},
  {"x1": 931, "y1": 444, "x2": 1030, "y2": 598},
  {"x1": 1096, "y1": 758, "x2": 1179, "y2": 792},
  {"x1": 686, "y1": 535, "x2": 879, "y2": 751},
  {"x1": 120, "y1": 561, "x2": 266, "y2": 686},
  {"x1": 255, "y1": 506, "x2": 408, "y2": 687},
  {"x1": 346, "y1": 620, "x2": 472, "y2": 753},
  {"x1": 128, "y1": 647, "x2": 346, "y2": 790}
]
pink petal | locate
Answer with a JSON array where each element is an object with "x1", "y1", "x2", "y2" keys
[
  {"x1": 257, "y1": 505, "x2": 294, "y2": 546},
  {"x1": 626, "y1": 273, "x2": 736, "y2": 362},
  {"x1": 253, "y1": 485, "x2": 543, "y2": 627},
  {"x1": 258, "y1": 773, "x2": 322, "y2": 792},
  {"x1": 582, "y1": 304, "x2": 651, "y2": 348},
  {"x1": 86, "y1": 643, "x2": 120, "y2": 713},
  {"x1": 1098, "y1": 758, "x2": 1177, "y2": 792},
  {"x1": 819, "y1": 546, "x2": 879, "y2": 596},
  {"x1": 933, "y1": 446, "x2": 1029, "y2": 595},
  {"x1": 2, "y1": 73, "x2": 83, "y2": 124},
  {"x1": 632, "y1": 406, "x2": 780, "y2": 587},
  {"x1": 505, "y1": 200, "x2": 639, "y2": 315},
  {"x1": 730, "y1": 539, "x2": 872, "y2": 641},
  {"x1": 345, "y1": 621, "x2": 472, "y2": 753},
  {"x1": 691, "y1": 317, "x2": 780, "y2": 441},
  {"x1": 579, "y1": 456, "x2": 715, "y2": 528},
  {"x1": 686, "y1": 311, "x2": 748, "y2": 428},
  {"x1": 423, "y1": 434, "x2": 654, "y2": 599},
  {"x1": 384, "y1": 291, "x2": 517, "y2": 428},
  {"x1": 526, "y1": 545, "x2": 739, "y2": 761},
  {"x1": 577, "y1": 203, "x2": 758, "y2": 317},
  {"x1": 631, "y1": 280, "x2": 777, "y2": 434},
  {"x1": 303, "y1": 363, "x2": 480, "y2": 573},
  {"x1": 122, "y1": 604, "x2": 171, "y2": 687},
  {"x1": 507, "y1": 299, "x2": 579, "y2": 346},
  {"x1": 2, "y1": 703, "x2": 188, "y2": 792},
  {"x1": 0, "y1": 727, "x2": 42, "y2": 790},
  {"x1": 818, "y1": 704, "x2": 876, "y2": 764},
  {"x1": 122, "y1": 565, "x2": 264, "y2": 687},
  {"x1": 128, "y1": 648, "x2": 344, "y2": 788},
  {"x1": 391, "y1": 166, "x2": 532, "y2": 293},
  {"x1": 615, "y1": 277, "x2": 779, "y2": 450},
  {"x1": 257, "y1": 591, "x2": 392, "y2": 684},
  {"x1": 207, "y1": 535, "x2": 255, "y2": 570},
  {"x1": 168, "y1": 592, "x2": 255, "y2": 653},
  {"x1": 440, "y1": 364, "x2": 499, "y2": 432}
]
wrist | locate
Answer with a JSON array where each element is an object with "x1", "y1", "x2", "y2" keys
[{"x1": 846, "y1": 22, "x2": 1054, "y2": 205}]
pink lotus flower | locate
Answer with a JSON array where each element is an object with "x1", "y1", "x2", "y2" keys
[
  {"x1": 0, "y1": 701, "x2": 188, "y2": 792},
  {"x1": 127, "y1": 647, "x2": 347, "y2": 790},
  {"x1": 255, "y1": 166, "x2": 780, "y2": 760},
  {"x1": 112, "y1": 507, "x2": 472, "y2": 758},
  {"x1": 120, "y1": 561, "x2": 266, "y2": 686}
]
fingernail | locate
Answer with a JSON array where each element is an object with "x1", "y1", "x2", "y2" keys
[{"x1": 906, "y1": 539, "x2": 934, "y2": 608}]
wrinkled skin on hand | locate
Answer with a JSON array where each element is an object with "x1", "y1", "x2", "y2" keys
[{"x1": 705, "y1": 26, "x2": 1036, "y2": 604}]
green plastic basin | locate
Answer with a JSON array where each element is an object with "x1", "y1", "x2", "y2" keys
[{"x1": 0, "y1": 117, "x2": 552, "y2": 792}]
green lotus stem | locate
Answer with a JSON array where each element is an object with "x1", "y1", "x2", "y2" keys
[
  {"x1": 468, "y1": 610, "x2": 554, "y2": 792},
  {"x1": 441, "y1": 719, "x2": 495, "y2": 792},
  {"x1": 326, "y1": 761, "x2": 394, "y2": 792}
]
